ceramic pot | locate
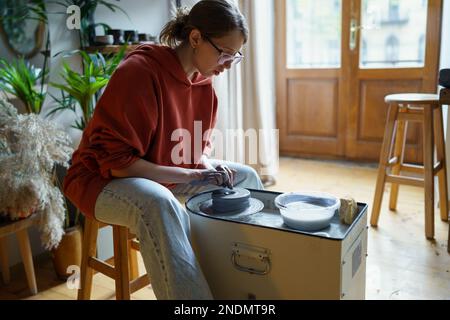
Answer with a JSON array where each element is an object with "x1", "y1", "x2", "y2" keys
[{"x1": 51, "y1": 225, "x2": 82, "y2": 280}]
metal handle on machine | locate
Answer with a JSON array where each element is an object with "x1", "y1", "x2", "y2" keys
[{"x1": 231, "y1": 245, "x2": 271, "y2": 275}]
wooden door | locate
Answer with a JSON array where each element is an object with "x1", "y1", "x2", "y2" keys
[
  {"x1": 276, "y1": 0, "x2": 347, "y2": 159},
  {"x1": 346, "y1": 0, "x2": 442, "y2": 162},
  {"x1": 276, "y1": 0, "x2": 442, "y2": 162}
]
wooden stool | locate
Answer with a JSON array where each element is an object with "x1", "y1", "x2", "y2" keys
[
  {"x1": 439, "y1": 88, "x2": 450, "y2": 253},
  {"x1": 371, "y1": 93, "x2": 449, "y2": 240},
  {"x1": 78, "y1": 217, "x2": 150, "y2": 300},
  {"x1": 0, "y1": 213, "x2": 39, "y2": 295}
]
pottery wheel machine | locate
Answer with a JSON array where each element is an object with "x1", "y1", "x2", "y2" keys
[{"x1": 186, "y1": 187, "x2": 368, "y2": 300}]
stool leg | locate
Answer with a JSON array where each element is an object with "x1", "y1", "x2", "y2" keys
[
  {"x1": 448, "y1": 227, "x2": 450, "y2": 254},
  {"x1": 113, "y1": 226, "x2": 130, "y2": 300},
  {"x1": 0, "y1": 236, "x2": 10, "y2": 285},
  {"x1": 389, "y1": 120, "x2": 408, "y2": 211},
  {"x1": 434, "y1": 107, "x2": 449, "y2": 222},
  {"x1": 128, "y1": 241, "x2": 139, "y2": 280},
  {"x1": 78, "y1": 218, "x2": 99, "y2": 300},
  {"x1": 423, "y1": 107, "x2": 435, "y2": 239},
  {"x1": 16, "y1": 229, "x2": 38, "y2": 295},
  {"x1": 371, "y1": 103, "x2": 399, "y2": 227}
]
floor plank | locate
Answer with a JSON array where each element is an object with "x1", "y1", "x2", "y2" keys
[{"x1": 1, "y1": 157, "x2": 449, "y2": 300}]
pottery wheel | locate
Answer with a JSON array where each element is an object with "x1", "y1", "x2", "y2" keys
[{"x1": 199, "y1": 188, "x2": 264, "y2": 216}]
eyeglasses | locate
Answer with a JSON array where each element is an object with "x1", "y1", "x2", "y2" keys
[{"x1": 203, "y1": 36, "x2": 244, "y2": 66}]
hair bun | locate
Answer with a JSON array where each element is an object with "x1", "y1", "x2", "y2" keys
[
  {"x1": 159, "y1": 0, "x2": 248, "y2": 48},
  {"x1": 173, "y1": 8, "x2": 190, "y2": 39}
]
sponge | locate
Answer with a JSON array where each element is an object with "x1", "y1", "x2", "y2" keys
[{"x1": 339, "y1": 197, "x2": 358, "y2": 225}]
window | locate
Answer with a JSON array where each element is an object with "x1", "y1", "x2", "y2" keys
[
  {"x1": 418, "y1": 34, "x2": 425, "y2": 62},
  {"x1": 388, "y1": 0, "x2": 400, "y2": 21},
  {"x1": 385, "y1": 35, "x2": 399, "y2": 63},
  {"x1": 286, "y1": 0, "x2": 342, "y2": 68}
]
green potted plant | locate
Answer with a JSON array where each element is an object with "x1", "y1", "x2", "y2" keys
[
  {"x1": 0, "y1": 58, "x2": 47, "y2": 114},
  {"x1": 48, "y1": 47, "x2": 126, "y2": 130},
  {"x1": 0, "y1": 0, "x2": 50, "y2": 111}
]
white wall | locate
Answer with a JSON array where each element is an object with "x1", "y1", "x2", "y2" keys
[{"x1": 95, "y1": 0, "x2": 170, "y2": 37}]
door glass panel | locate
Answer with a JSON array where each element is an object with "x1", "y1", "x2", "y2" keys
[
  {"x1": 360, "y1": 0, "x2": 428, "y2": 69},
  {"x1": 286, "y1": 0, "x2": 342, "y2": 69}
]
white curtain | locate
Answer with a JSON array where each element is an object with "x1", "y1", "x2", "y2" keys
[
  {"x1": 240, "y1": 0, "x2": 278, "y2": 178},
  {"x1": 213, "y1": 0, "x2": 278, "y2": 181}
]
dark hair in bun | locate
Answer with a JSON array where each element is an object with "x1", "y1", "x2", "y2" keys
[{"x1": 160, "y1": 0, "x2": 248, "y2": 48}]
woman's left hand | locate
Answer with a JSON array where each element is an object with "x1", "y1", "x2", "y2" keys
[{"x1": 197, "y1": 156, "x2": 237, "y2": 188}]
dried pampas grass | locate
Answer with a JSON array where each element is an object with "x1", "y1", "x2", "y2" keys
[{"x1": 0, "y1": 98, "x2": 73, "y2": 249}]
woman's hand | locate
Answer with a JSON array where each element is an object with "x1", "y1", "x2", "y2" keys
[
  {"x1": 110, "y1": 157, "x2": 237, "y2": 188},
  {"x1": 188, "y1": 166, "x2": 236, "y2": 188},
  {"x1": 215, "y1": 164, "x2": 236, "y2": 189},
  {"x1": 188, "y1": 169, "x2": 225, "y2": 186}
]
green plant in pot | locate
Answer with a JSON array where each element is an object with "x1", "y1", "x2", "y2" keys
[
  {"x1": 0, "y1": 58, "x2": 47, "y2": 114},
  {"x1": 0, "y1": 0, "x2": 51, "y2": 113},
  {"x1": 48, "y1": 47, "x2": 126, "y2": 130}
]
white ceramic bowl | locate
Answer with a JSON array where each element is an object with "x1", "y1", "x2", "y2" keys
[{"x1": 274, "y1": 191, "x2": 340, "y2": 231}]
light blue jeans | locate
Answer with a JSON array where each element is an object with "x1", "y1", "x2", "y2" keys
[{"x1": 94, "y1": 160, "x2": 265, "y2": 300}]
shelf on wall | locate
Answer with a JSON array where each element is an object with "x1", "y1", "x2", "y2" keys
[{"x1": 85, "y1": 43, "x2": 156, "y2": 55}]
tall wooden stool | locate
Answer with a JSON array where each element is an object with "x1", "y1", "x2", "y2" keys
[
  {"x1": 371, "y1": 93, "x2": 449, "y2": 240},
  {"x1": 439, "y1": 88, "x2": 450, "y2": 252},
  {"x1": 0, "y1": 213, "x2": 39, "y2": 295},
  {"x1": 78, "y1": 217, "x2": 150, "y2": 300}
]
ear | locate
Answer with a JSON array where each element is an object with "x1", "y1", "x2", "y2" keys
[{"x1": 189, "y1": 29, "x2": 202, "y2": 49}]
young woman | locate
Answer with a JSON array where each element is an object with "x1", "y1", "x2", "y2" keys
[{"x1": 63, "y1": 0, "x2": 264, "y2": 300}]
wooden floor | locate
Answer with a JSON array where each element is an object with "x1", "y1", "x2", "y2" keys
[{"x1": 1, "y1": 157, "x2": 449, "y2": 300}]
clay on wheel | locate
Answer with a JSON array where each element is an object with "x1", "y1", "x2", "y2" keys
[{"x1": 211, "y1": 188, "x2": 251, "y2": 213}]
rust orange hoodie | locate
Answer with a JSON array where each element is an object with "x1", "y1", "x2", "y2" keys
[{"x1": 63, "y1": 44, "x2": 218, "y2": 218}]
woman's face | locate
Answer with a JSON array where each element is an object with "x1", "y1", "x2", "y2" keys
[{"x1": 190, "y1": 29, "x2": 245, "y2": 77}]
